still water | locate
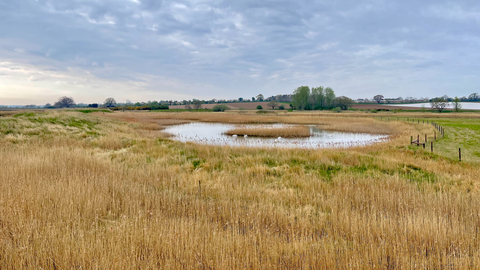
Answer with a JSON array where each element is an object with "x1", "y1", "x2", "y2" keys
[
  {"x1": 164, "y1": 123, "x2": 389, "y2": 149},
  {"x1": 388, "y1": 102, "x2": 480, "y2": 110}
]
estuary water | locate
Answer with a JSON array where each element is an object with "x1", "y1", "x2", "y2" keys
[
  {"x1": 163, "y1": 123, "x2": 389, "y2": 149},
  {"x1": 387, "y1": 102, "x2": 480, "y2": 110}
]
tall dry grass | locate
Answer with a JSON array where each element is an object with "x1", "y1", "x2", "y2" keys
[
  {"x1": 0, "y1": 111, "x2": 479, "y2": 268},
  {"x1": 225, "y1": 125, "x2": 311, "y2": 138}
]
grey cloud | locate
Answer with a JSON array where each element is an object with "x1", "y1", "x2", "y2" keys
[{"x1": 0, "y1": 0, "x2": 479, "y2": 105}]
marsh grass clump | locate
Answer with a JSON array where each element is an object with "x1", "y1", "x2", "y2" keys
[{"x1": 225, "y1": 125, "x2": 311, "y2": 138}]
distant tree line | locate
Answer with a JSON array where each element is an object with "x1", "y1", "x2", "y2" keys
[
  {"x1": 13, "y1": 91, "x2": 480, "y2": 112},
  {"x1": 290, "y1": 86, "x2": 353, "y2": 111}
]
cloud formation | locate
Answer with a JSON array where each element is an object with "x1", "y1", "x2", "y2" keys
[{"x1": 0, "y1": 0, "x2": 479, "y2": 104}]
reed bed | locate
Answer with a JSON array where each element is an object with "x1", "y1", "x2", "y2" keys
[
  {"x1": 0, "y1": 111, "x2": 479, "y2": 269},
  {"x1": 225, "y1": 125, "x2": 311, "y2": 138},
  {"x1": 104, "y1": 111, "x2": 406, "y2": 135}
]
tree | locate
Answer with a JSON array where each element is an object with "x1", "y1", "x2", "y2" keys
[
  {"x1": 238, "y1": 97, "x2": 243, "y2": 102},
  {"x1": 252, "y1": 97, "x2": 255, "y2": 101},
  {"x1": 324, "y1": 87, "x2": 336, "y2": 109},
  {"x1": 279, "y1": 105, "x2": 285, "y2": 110},
  {"x1": 268, "y1": 100, "x2": 279, "y2": 109},
  {"x1": 468, "y1": 92, "x2": 479, "y2": 101},
  {"x1": 373, "y1": 95, "x2": 384, "y2": 104},
  {"x1": 192, "y1": 99, "x2": 202, "y2": 109},
  {"x1": 104, "y1": 97, "x2": 116, "y2": 107},
  {"x1": 256, "y1": 94, "x2": 264, "y2": 101},
  {"x1": 452, "y1": 97, "x2": 462, "y2": 112},
  {"x1": 430, "y1": 97, "x2": 449, "y2": 112},
  {"x1": 212, "y1": 104, "x2": 230, "y2": 112},
  {"x1": 54, "y1": 96, "x2": 76, "y2": 108},
  {"x1": 310, "y1": 86, "x2": 325, "y2": 109},
  {"x1": 292, "y1": 86, "x2": 310, "y2": 110},
  {"x1": 256, "y1": 105, "x2": 263, "y2": 110},
  {"x1": 44, "y1": 103, "x2": 53, "y2": 108},
  {"x1": 335, "y1": 96, "x2": 354, "y2": 110}
]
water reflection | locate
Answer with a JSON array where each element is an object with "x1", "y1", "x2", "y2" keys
[{"x1": 163, "y1": 123, "x2": 389, "y2": 149}]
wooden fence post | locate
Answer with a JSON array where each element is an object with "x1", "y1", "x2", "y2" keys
[
  {"x1": 431, "y1": 142, "x2": 433, "y2": 152},
  {"x1": 410, "y1": 136, "x2": 413, "y2": 145},
  {"x1": 434, "y1": 131, "x2": 436, "y2": 141},
  {"x1": 425, "y1": 134, "x2": 427, "y2": 143},
  {"x1": 423, "y1": 143, "x2": 425, "y2": 149},
  {"x1": 459, "y1": 148, "x2": 462, "y2": 162}
]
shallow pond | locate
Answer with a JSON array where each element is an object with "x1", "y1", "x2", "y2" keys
[{"x1": 164, "y1": 123, "x2": 389, "y2": 149}]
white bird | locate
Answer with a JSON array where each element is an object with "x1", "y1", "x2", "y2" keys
[
  {"x1": 232, "y1": 134, "x2": 237, "y2": 138},
  {"x1": 278, "y1": 137, "x2": 282, "y2": 140},
  {"x1": 244, "y1": 134, "x2": 248, "y2": 138}
]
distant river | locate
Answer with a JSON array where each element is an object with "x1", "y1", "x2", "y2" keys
[{"x1": 386, "y1": 102, "x2": 480, "y2": 110}]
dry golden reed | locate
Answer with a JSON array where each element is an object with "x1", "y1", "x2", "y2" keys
[{"x1": 0, "y1": 110, "x2": 479, "y2": 269}]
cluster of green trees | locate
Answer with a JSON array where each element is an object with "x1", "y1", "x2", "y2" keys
[{"x1": 291, "y1": 86, "x2": 353, "y2": 110}]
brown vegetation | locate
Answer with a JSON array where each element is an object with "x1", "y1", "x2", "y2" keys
[
  {"x1": 169, "y1": 101, "x2": 279, "y2": 110},
  {"x1": 1, "y1": 111, "x2": 480, "y2": 268}
]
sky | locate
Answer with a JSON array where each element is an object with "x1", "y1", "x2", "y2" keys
[{"x1": 0, "y1": 0, "x2": 479, "y2": 105}]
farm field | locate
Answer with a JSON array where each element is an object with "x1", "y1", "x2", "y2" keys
[
  {"x1": 1, "y1": 110, "x2": 480, "y2": 268},
  {"x1": 169, "y1": 101, "x2": 286, "y2": 110}
]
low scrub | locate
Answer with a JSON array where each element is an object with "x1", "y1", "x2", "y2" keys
[
  {"x1": 225, "y1": 125, "x2": 311, "y2": 138},
  {"x1": 212, "y1": 104, "x2": 230, "y2": 112}
]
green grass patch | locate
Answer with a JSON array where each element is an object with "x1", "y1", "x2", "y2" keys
[
  {"x1": 428, "y1": 118, "x2": 480, "y2": 163},
  {"x1": 74, "y1": 109, "x2": 112, "y2": 113}
]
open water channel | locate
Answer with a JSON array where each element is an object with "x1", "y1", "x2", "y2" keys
[{"x1": 164, "y1": 123, "x2": 389, "y2": 149}]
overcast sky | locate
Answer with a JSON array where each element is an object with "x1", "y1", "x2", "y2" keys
[{"x1": 1, "y1": 0, "x2": 479, "y2": 105}]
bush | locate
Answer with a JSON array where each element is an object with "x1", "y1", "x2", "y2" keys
[
  {"x1": 332, "y1": 107, "x2": 342, "y2": 113},
  {"x1": 256, "y1": 105, "x2": 263, "y2": 110},
  {"x1": 279, "y1": 105, "x2": 285, "y2": 110},
  {"x1": 212, "y1": 104, "x2": 230, "y2": 112},
  {"x1": 256, "y1": 110, "x2": 277, "y2": 114},
  {"x1": 369, "y1": 109, "x2": 378, "y2": 113}
]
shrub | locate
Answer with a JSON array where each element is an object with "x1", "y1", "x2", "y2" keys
[
  {"x1": 256, "y1": 105, "x2": 263, "y2": 110},
  {"x1": 332, "y1": 107, "x2": 342, "y2": 113},
  {"x1": 279, "y1": 105, "x2": 285, "y2": 110},
  {"x1": 256, "y1": 110, "x2": 277, "y2": 114},
  {"x1": 369, "y1": 109, "x2": 378, "y2": 113},
  {"x1": 212, "y1": 104, "x2": 230, "y2": 112}
]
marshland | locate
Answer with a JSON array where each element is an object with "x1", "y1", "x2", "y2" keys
[{"x1": 1, "y1": 109, "x2": 480, "y2": 268}]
